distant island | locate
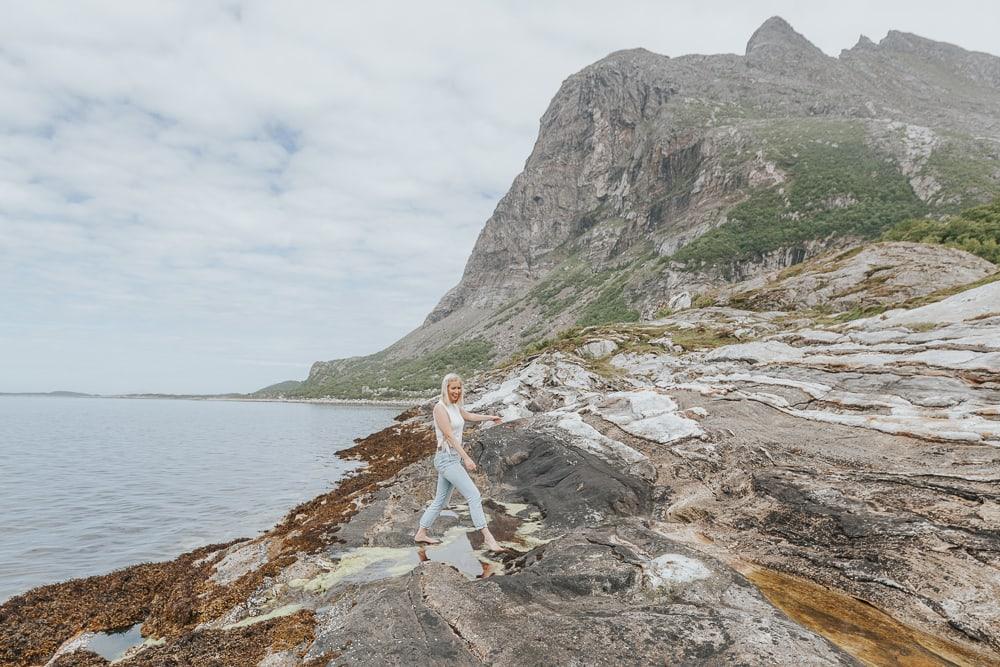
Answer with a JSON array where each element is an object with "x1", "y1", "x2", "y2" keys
[
  {"x1": 0, "y1": 391, "x2": 97, "y2": 398},
  {"x1": 0, "y1": 390, "x2": 422, "y2": 405}
]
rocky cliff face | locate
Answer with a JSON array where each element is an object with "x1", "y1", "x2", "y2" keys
[{"x1": 286, "y1": 16, "x2": 1000, "y2": 399}]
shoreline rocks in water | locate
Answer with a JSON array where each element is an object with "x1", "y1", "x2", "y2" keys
[{"x1": 3, "y1": 283, "x2": 1000, "y2": 665}]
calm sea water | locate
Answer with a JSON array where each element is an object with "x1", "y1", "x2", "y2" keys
[{"x1": 0, "y1": 396, "x2": 402, "y2": 603}]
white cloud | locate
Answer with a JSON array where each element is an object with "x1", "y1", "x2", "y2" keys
[{"x1": 1, "y1": 0, "x2": 997, "y2": 393}]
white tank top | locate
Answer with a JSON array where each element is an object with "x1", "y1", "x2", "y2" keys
[{"x1": 434, "y1": 400, "x2": 464, "y2": 452}]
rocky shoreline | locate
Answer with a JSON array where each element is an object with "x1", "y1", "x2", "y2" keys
[
  {"x1": 0, "y1": 419, "x2": 439, "y2": 666},
  {"x1": 3, "y1": 282, "x2": 999, "y2": 666}
]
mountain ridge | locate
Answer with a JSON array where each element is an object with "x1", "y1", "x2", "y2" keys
[{"x1": 263, "y1": 16, "x2": 1000, "y2": 399}]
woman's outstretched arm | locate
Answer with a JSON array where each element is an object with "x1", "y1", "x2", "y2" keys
[{"x1": 459, "y1": 406, "x2": 501, "y2": 423}]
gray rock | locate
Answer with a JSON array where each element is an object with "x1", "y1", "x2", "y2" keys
[
  {"x1": 575, "y1": 339, "x2": 618, "y2": 358},
  {"x1": 722, "y1": 242, "x2": 996, "y2": 312},
  {"x1": 668, "y1": 291, "x2": 693, "y2": 311},
  {"x1": 305, "y1": 573, "x2": 480, "y2": 666},
  {"x1": 305, "y1": 522, "x2": 856, "y2": 666},
  {"x1": 471, "y1": 425, "x2": 653, "y2": 528}
]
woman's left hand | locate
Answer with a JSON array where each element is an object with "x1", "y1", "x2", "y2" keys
[{"x1": 489, "y1": 415, "x2": 502, "y2": 424}]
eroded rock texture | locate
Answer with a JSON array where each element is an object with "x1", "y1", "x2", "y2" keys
[
  {"x1": 13, "y1": 281, "x2": 999, "y2": 665},
  {"x1": 5, "y1": 270, "x2": 998, "y2": 667}
]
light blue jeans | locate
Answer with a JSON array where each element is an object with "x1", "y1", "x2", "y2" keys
[{"x1": 419, "y1": 449, "x2": 487, "y2": 530}]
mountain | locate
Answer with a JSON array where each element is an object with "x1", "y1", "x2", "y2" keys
[{"x1": 267, "y1": 16, "x2": 1000, "y2": 399}]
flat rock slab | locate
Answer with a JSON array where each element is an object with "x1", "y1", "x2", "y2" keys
[
  {"x1": 439, "y1": 526, "x2": 853, "y2": 666},
  {"x1": 305, "y1": 523, "x2": 856, "y2": 666}
]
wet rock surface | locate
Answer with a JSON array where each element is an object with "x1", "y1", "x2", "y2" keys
[{"x1": 303, "y1": 524, "x2": 855, "y2": 666}]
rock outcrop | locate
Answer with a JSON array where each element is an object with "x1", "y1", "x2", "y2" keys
[
  {"x1": 11, "y1": 277, "x2": 999, "y2": 666},
  {"x1": 720, "y1": 241, "x2": 997, "y2": 312}
]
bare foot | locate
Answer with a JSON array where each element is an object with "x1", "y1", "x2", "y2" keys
[
  {"x1": 414, "y1": 528, "x2": 441, "y2": 545},
  {"x1": 480, "y1": 528, "x2": 507, "y2": 552}
]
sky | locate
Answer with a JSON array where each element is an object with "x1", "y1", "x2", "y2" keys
[{"x1": 2, "y1": 1, "x2": 998, "y2": 394}]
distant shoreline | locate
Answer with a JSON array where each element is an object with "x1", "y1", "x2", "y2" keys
[
  {"x1": 183, "y1": 395, "x2": 426, "y2": 407},
  {"x1": 0, "y1": 392, "x2": 427, "y2": 407}
]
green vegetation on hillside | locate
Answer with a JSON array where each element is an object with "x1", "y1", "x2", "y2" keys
[
  {"x1": 671, "y1": 121, "x2": 926, "y2": 270},
  {"x1": 487, "y1": 245, "x2": 643, "y2": 332},
  {"x1": 525, "y1": 259, "x2": 594, "y2": 319},
  {"x1": 882, "y1": 198, "x2": 1000, "y2": 264},
  {"x1": 575, "y1": 276, "x2": 640, "y2": 327},
  {"x1": 919, "y1": 135, "x2": 1000, "y2": 212},
  {"x1": 291, "y1": 338, "x2": 496, "y2": 399},
  {"x1": 255, "y1": 380, "x2": 303, "y2": 395}
]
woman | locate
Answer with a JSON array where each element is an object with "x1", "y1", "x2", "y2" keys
[{"x1": 414, "y1": 372, "x2": 506, "y2": 552}]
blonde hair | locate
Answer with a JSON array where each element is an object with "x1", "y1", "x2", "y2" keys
[{"x1": 440, "y1": 372, "x2": 464, "y2": 405}]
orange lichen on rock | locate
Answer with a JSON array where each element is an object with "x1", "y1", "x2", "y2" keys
[
  {"x1": 50, "y1": 649, "x2": 109, "y2": 667},
  {"x1": 0, "y1": 539, "x2": 239, "y2": 667},
  {"x1": 49, "y1": 610, "x2": 320, "y2": 667},
  {"x1": 266, "y1": 421, "x2": 436, "y2": 554},
  {"x1": 742, "y1": 565, "x2": 994, "y2": 667}
]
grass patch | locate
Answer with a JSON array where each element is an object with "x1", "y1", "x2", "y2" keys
[
  {"x1": 802, "y1": 304, "x2": 890, "y2": 325},
  {"x1": 575, "y1": 277, "x2": 640, "y2": 327},
  {"x1": 832, "y1": 271, "x2": 892, "y2": 300},
  {"x1": 523, "y1": 253, "x2": 627, "y2": 321},
  {"x1": 919, "y1": 138, "x2": 1000, "y2": 212},
  {"x1": 725, "y1": 294, "x2": 760, "y2": 311},
  {"x1": 528, "y1": 264, "x2": 586, "y2": 318},
  {"x1": 665, "y1": 325, "x2": 742, "y2": 350},
  {"x1": 774, "y1": 259, "x2": 813, "y2": 280},
  {"x1": 506, "y1": 326, "x2": 594, "y2": 365},
  {"x1": 654, "y1": 306, "x2": 673, "y2": 319},
  {"x1": 691, "y1": 292, "x2": 717, "y2": 308},
  {"x1": 830, "y1": 246, "x2": 865, "y2": 264},
  {"x1": 291, "y1": 338, "x2": 496, "y2": 399}
]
